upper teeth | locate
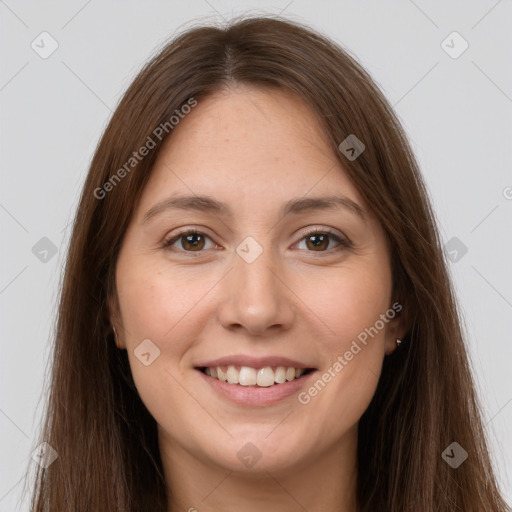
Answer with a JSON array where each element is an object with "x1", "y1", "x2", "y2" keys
[{"x1": 204, "y1": 366, "x2": 307, "y2": 387}]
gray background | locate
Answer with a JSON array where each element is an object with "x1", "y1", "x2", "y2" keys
[{"x1": 1, "y1": 0, "x2": 511, "y2": 509}]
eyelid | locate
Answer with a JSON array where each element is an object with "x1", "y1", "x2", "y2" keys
[{"x1": 294, "y1": 225, "x2": 346, "y2": 242}]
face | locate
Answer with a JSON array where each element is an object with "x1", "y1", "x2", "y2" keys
[{"x1": 112, "y1": 85, "x2": 404, "y2": 476}]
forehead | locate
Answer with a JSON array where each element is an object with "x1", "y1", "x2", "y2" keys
[
  {"x1": 158, "y1": 85, "x2": 332, "y2": 172},
  {"x1": 136, "y1": 86, "x2": 369, "y2": 219}
]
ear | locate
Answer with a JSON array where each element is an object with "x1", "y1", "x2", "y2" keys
[
  {"x1": 107, "y1": 290, "x2": 126, "y2": 350},
  {"x1": 384, "y1": 301, "x2": 409, "y2": 356}
]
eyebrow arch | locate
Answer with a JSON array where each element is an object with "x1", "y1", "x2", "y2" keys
[{"x1": 142, "y1": 194, "x2": 367, "y2": 224}]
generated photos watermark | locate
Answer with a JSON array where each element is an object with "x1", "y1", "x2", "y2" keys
[
  {"x1": 297, "y1": 301, "x2": 402, "y2": 405},
  {"x1": 94, "y1": 97, "x2": 198, "y2": 200}
]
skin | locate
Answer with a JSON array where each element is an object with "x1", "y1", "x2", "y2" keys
[{"x1": 111, "y1": 85, "x2": 407, "y2": 512}]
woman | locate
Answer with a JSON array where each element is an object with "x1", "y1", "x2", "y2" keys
[{"x1": 28, "y1": 15, "x2": 510, "y2": 512}]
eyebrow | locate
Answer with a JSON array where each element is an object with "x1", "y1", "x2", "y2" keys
[{"x1": 142, "y1": 193, "x2": 367, "y2": 224}]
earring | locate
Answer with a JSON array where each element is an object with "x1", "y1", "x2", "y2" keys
[{"x1": 396, "y1": 338, "x2": 402, "y2": 347}]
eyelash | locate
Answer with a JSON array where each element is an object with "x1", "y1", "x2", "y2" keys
[{"x1": 162, "y1": 227, "x2": 352, "y2": 256}]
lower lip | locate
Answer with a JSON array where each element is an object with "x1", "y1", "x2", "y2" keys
[{"x1": 196, "y1": 369, "x2": 316, "y2": 406}]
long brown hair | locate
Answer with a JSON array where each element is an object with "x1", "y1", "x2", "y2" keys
[{"x1": 27, "y1": 14, "x2": 510, "y2": 511}]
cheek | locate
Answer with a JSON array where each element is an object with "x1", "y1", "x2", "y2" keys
[
  {"x1": 114, "y1": 259, "x2": 219, "y2": 428},
  {"x1": 302, "y1": 261, "x2": 392, "y2": 353},
  {"x1": 116, "y1": 258, "x2": 217, "y2": 345},
  {"x1": 294, "y1": 263, "x2": 392, "y2": 430}
]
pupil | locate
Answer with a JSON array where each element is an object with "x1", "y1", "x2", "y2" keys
[
  {"x1": 309, "y1": 234, "x2": 327, "y2": 250},
  {"x1": 184, "y1": 233, "x2": 203, "y2": 250}
]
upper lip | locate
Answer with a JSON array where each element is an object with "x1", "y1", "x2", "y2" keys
[{"x1": 195, "y1": 355, "x2": 315, "y2": 369}]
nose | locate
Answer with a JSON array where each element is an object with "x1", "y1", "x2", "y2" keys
[{"x1": 216, "y1": 245, "x2": 295, "y2": 336}]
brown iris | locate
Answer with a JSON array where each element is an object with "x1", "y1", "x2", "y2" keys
[
  {"x1": 305, "y1": 233, "x2": 330, "y2": 251},
  {"x1": 180, "y1": 233, "x2": 205, "y2": 251}
]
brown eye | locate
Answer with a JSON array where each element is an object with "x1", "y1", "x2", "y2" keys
[
  {"x1": 180, "y1": 233, "x2": 205, "y2": 251},
  {"x1": 296, "y1": 229, "x2": 350, "y2": 254},
  {"x1": 305, "y1": 233, "x2": 330, "y2": 251},
  {"x1": 163, "y1": 231, "x2": 215, "y2": 252}
]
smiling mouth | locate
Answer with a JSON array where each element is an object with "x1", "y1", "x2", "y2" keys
[{"x1": 197, "y1": 365, "x2": 316, "y2": 387}]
